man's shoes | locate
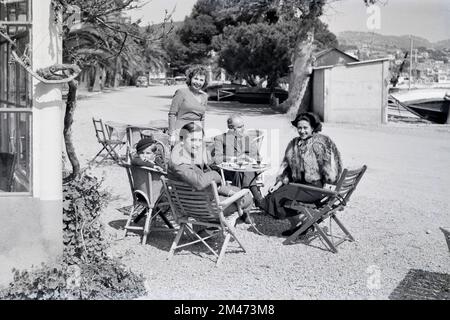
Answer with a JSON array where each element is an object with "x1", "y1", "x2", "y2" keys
[
  {"x1": 133, "y1": 208, "x2": 147, "y2": 223},
  {"x1": 238, "y1": 211, "x2": 254, "y2": 224}
]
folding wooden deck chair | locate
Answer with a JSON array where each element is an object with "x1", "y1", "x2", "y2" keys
[
  {"x1": 245, "y1": 129, "x2": 265, "y2": 187},
  {"x1": 283, "y1": 165, "x2": 367, "y2": 253},
  {"x1": 161, "y1": 177, "x2": 250, "y2": 265},
  {"x1": 91, "y1": 118, "x2": 125, "y2": 165},
  {"x1": 0, "y1": 152, "x2": 17, "y2": 192},
  {"x1": 440, "y1": 227, "x2": 450, "y2": 252},
  {"x1": 245, "y1": 129, "x2": 264, "y2": 152},
  {"x1": 122, "y1": 164, "x2": 174, "y2": 244}
]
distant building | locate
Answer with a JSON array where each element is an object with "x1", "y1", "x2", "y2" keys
[
  {"x1": 148, "y1": 69, "x2": 167, "y2": 80},
  {"x1": 437, "y1": 70, "x2": 450, "y2": 83}
]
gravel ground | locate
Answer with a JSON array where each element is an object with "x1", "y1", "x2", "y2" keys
[{"x1": 72, "y1": 85, "x2": 450, "y2": 299}]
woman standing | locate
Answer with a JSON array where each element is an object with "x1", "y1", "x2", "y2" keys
[
  {"x1": 257, "y1": 112, "x2": 343, "y2": 237},
  {"x1": 168, "y1": 65, "x2": 209, "y2": 146}
]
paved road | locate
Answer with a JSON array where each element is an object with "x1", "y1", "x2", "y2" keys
[{"x1": 71, "y1": 85, "x2": 450, "y2": 299}]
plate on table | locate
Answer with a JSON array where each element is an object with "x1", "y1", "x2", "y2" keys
[
  {"x1": 222, "y1": 162, "x2": 238, "y2": 169},
  {"x1": 223, "y1": 162, "x2": 248, "y2": 169},
  {"x1": 251, "y1": 163, "x2": 268, "y2": 169}
]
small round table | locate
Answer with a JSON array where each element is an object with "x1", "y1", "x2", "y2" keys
[{"x1": 217, "y1": 162, "x2": 270, "y2": 187}]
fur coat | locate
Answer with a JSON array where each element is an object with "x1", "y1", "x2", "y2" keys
[{"x1": 277, "y1": 133, "x2": 343, "y2": 186}]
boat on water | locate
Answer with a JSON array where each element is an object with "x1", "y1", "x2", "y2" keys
[
  {"x1": 389, "y1": 88, "x2": 450, "y2": 124},
  {"x1": 206, "y1": 83, "x2": 289, "y2": 104},
  {"x1": 206, "y1": 83, "x2": 248, "y2": 101},
  {"x1": 234, "y1": 87, "x2": 288, "y2": 104}
]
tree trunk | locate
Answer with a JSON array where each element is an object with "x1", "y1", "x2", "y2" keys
[
  {"x1": 278, "y1": 29, "x2": 314, "y2": 117},
  {"x1": 63, "y1": 80, "x2": 80, "y2": 183},
  {"x1": 113, "y1": 57, "x2": 120, "y2": 88},
  {"x1": 92, "y1": 65, "x2": 102, "y2": 91},
  {"x1": 88, "y1": 66, "x2": 96, "y2": 92},
  {"x1": 105, "y1": 70, "x2": 112, "y2": 88}
]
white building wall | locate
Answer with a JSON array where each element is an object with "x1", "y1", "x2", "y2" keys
[
  {"x1": 0, "y1": 0, "x2": 63, "y2": 285},
  {"x1": 312, "y1": 60, "x2": 389, "y2": 124}
]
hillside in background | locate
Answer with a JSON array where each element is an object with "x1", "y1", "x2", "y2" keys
[
  {"x1": 435, "y1": 39, "x2": 450, "y2": 50},
  {"x1": 337, "y1": 31, "x2": 433, "y2": 50},
  {"x1": 338, "y1": 31, "x2": 450, "y2": 51}
]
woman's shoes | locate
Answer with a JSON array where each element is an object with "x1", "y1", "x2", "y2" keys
[
  {"x1": 281, "y1": 225, "x2": 301, "y2": 237},
  {"x1": 254, "y1": 197, "x2": 267, "y2": 211},
  {"x1": 281, "y1": 225, "x2": 314, "y2": 238}
]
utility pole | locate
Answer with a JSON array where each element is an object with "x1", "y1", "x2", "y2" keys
[{"x1": 409, "y1": 35, "x2": 413, "y2": 90}]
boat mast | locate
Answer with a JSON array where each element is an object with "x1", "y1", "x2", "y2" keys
[{"x1": 409, "y1": 35, "x2": 413, "y2": 90}]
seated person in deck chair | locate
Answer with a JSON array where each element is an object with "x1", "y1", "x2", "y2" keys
[
  {"x1": 212, "y1": 113, "x2": 264, "y2": 206},
  {"x1": 131, "y1": 135, "x2": 166, "y2": 170},
  {"x1": 168, "y1": 122, "x2": 253, "y2": 222},
  {"x1": 257, "y1": 112, "x2": 343, "y2": 238},
  {"x1": 129, "y1": 135, "x2": 169, "y2": 223}
]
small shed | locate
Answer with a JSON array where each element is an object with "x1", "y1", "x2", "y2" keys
[
  {"x1": 313, "y1": 47, "x2": 359, "y2": 67},
  {"x1": 312, "y1": 58, "x2": 390, "y2": 124}
]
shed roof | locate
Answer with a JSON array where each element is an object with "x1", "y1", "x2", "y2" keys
[
  {"x1": 314, "y1": 47, "x2": 359, "y2": 62},
  {"x1": 288, "y1": 47, "x2": 359, "y2": 68},
  {"x1": 312, "y1": 57, "x2": 390, "y2": 70}
]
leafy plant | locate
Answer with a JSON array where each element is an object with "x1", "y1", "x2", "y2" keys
[
  {"x1": 0, "y1": 170, "x2": 146, "y2": 300},
  {"x1": 0, "y1": 260, "x2": 146, "y2": 300},
  {"x1": 62, "y1": 170, "x2": 110, "y2": 264}
]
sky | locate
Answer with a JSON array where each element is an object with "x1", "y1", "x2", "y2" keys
[{"x1": 128, "y1": 0, "x2": 450, "y2": 42}]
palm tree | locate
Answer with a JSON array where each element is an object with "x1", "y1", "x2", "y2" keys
[{"x1": 55, "y1": 0, "x2": 170, "y2": 181}]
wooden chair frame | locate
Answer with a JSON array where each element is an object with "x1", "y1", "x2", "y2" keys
[
  {"x1": 91, "y1": 118, "x2": 125, "y2": 165},
  {"x1": 245, "y1": 129, "x2": 265, "y2": 187},
  {"x1": 283, "y1": 165, "x2": 367, "y2": 253},
  {"x1": 161, "y1": 177, "x2": 250, "y2": 265},
  {"x1": 440, "y1": 227, "x2": 450, "y2": 252},
  {"x1": 122, "y1": 164, "x2": 174, "y2": 244}
]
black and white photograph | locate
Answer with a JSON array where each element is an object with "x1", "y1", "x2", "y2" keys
[{"x1": 0, "y1": 0, "x2": 449, "y2": 304}]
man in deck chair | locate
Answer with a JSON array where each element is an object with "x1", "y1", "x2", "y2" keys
[
  {"x1": 212, "y1": 114, "x2": 264, "y2": 213},
  {"x1": 168, "y1": 122, "x2": 253, "y2": 234}
]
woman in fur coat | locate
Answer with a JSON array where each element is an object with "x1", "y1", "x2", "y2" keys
[{"x1": 257, "y1": 112, "x2": 343, "y2": 237}]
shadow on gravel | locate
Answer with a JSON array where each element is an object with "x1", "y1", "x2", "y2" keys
[
  {"x1": 109, "y1": 215, "x2": 244, "y2": 262},
  {"x1": 143, "y1": 229, "x2": 245, "y2": 263},
  {"x1": 248, "y1": 212, "x2": 290, "y2": 238},
  {"x1": 389, "y1": 269, "x2": 450, "y2": 300}
]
